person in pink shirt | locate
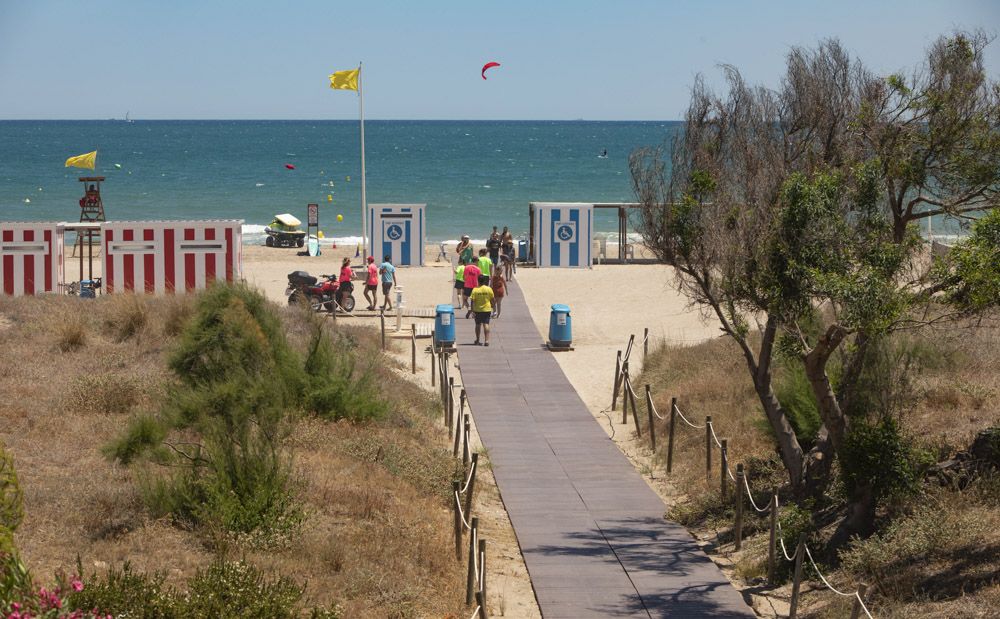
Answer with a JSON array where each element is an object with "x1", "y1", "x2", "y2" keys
[
  {"x1": 363, "y1": 256, "x2": 379, "y2": 310},
  {"x1": 338, "y1": 257, "x2": 354, "y2": 311},
  {"x1": 463, "y1": 260, "x2": 481, "y2": 318}
]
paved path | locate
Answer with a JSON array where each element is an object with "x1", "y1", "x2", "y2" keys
[{"x1": 456, "y1": 282, "x2": 754, "y2": 618}]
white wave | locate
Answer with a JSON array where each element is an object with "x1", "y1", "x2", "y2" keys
[{"x1": 242, "y1": 224, "x2": 268, "y2": 235}]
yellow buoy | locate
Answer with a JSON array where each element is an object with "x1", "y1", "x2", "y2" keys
[
  {"x1": 345, "y1": 175, "x2": 351, "y2": 182},
  {"x1": 327, "y1": 194, "x2": 333, "y2": 202},
  {"x1": 318, "y1": 230, "x2": 325, "y2": 239},
  {"x1": 336, "y1": 214, "x2": 344, "y2": 222}
]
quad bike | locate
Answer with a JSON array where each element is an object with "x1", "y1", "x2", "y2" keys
[{"x1": 285, "y1": 271, "x2": 355, "y2": 313}]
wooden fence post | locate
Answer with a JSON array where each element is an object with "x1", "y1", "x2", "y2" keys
[
  {"x1": 850, "y1": 584, "x2": 868, "y2": 619},
  {"x1": 768, "y1": 489, "x2": 778, "y2": 584},
  {"x1": 430, "y1": 337, "x2": 436, "y2": 386},
  {"x1": 475, "y1": 591, "x2": 488, "y2": 619},
  {"x1": 466, "y1": 517, "x2": 479, "y2": 605},
  {"x1": 620, "y1": 362, "x2": 630, "y2": 423},
  {"x1": 667, "y1": 397, "x2": 677, "y2": 473},
  {"x1": 411, "y1": 323, "x2": 417, "y2": 374},
  {"x1": 705, "y1": 416, "x2": 713, "y2": 481},
  {"x1": 734, "y1": 463, "x2": 744, "y2": 550},
  {"x1": 452, "y1": 480, "x2": 462, "y2": 562},
  {"x1": 612, "y1": 350, "x2": 622, "y2": 411},
  {"x1": 463, "y1": 415, "x2": 471, "y2": 466},
  {"x1": 478, "y1": 539, "x2": 487, "y2": 616},
  {"x1": 453, "y1": 400, "x2": 462, "y2": 458},
  {"x1": 720, "y1": 440, "x2": 728, "y2": 499},
  {"x1": 464, "y1": 453, "x2": 479, "y2": 517},
  {"x1": 380, "y1": 310, "x2": 386, "y2": 350},
  {"x1": 645, "y1": 385, "x2": 656, "y2": 452},
  {"x1": 643, "y1": 327, "x2": 649, "y2": 362},
  {"x1": 789, "y1": 533, "x2": 806, "y2": 618},
  {"x1": 449, "y1": 376, "x2": 455, "y2": 432}
]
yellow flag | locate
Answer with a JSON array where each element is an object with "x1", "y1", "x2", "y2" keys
[
  {"x1": 329, "y1": 68, "x2": 359, "y2": 91},
  {"x1": 65, "y1": 151, "x2": 97, "y2": 170}
]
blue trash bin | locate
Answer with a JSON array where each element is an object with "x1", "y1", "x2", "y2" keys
[
  {"x1": 517, "y1": 240, "x2": 528, "y2": 262},
  {"x1": 548, "y1": 304, "x2": 572, "y2": 348},
  {"x1": 435, "y1": 304, "x2": 456, "y2": 348}
]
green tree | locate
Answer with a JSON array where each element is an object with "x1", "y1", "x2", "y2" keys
[{"x1": 631, "y1": 32, "x2": 1000, "y2": 539}]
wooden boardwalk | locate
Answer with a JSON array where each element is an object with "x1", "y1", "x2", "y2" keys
[{"x1": 455, "y1": 282, "x2": 754, "y2": 618}]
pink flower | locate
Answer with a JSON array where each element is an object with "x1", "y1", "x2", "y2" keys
[{"x1": 71, "y1": 579, "x2": 84, "y2": 593}]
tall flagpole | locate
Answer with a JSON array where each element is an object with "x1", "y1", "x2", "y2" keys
[{"x1": 358, "y1": 62, "x2": 368, "y2": 259}]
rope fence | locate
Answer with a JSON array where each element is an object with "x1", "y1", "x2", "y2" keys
[
  {"x1": 436, "y1": 347, "x2": 490, "y2": 619},
  {"x1": 610, "y1": 332, "x2": 875, "y2": 619}
]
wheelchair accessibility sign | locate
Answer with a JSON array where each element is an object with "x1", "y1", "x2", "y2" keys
[
  {"x1": 384, "y1": 223, "x2": 404, "y2": 242},
  {"x1": 554, "y1": 221, "x2": 577, "y2": 243}
]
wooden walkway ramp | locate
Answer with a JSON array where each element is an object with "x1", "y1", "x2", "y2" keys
[{"x1": 456, "y1": 282, "x2": 754, "y2": 618}]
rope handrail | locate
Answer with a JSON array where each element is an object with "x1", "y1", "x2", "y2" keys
[
  {"x1": 742, "y1": 475, "x2": 770, "y2": 513},
  {"x1": 468, "y1": 606, "x2": 480, "y2": 619},
  {"x1": 459, "y1": 458, "x2": 478, "y2": 494},
  {"x1": 726, "y1": 462, "x2": 737, "y2": 482},
  {"x1": 648, "y1": 396, "x2": 667, "y2": 421},
  {"x1": 454, "y1": 491, "x2": 472, "y2": 530},
  {"x1": 709, "y1": 421, "x2": 724, "y2": 448},
  {"x1": 674, "y1": 404, "x2": 705, "y2": 429}
]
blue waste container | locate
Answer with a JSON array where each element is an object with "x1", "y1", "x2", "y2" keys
[
  {"x1": 548, "y1": 304, "x2": 572, "y2": 348},
  {"x1": 435, "y1": 304, "x2": 456, "y2": 348},
  {"x1": 517, "y1": 240, "x2": 528, "y2": 262}
]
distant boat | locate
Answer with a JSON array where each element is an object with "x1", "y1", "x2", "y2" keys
[{"x1": 124, "y1": 111, "x2": 135, "y2": 124}]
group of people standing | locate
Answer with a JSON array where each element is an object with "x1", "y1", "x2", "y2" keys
[
  {"x1": 454, "y1": 226, "x2": 515, "y2": 346},
  {"x1": 335, "y1": 254, "x2": 396, "y2": 311}
]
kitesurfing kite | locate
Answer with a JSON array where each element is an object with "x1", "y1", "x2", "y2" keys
[
  {"x1": 481, "y1": 61, "x2": 500, "y2": 80},
  {"x1": 285, "y1": 164, "x2": 296, "y2": 170}
]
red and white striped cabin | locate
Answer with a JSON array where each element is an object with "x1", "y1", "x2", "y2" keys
[
  {"x1": 101, "y1": 220, "x2": 243, "y2": 294},
  {"x1": 0, "y1": 222, "x2": 65, "y2": 296}
]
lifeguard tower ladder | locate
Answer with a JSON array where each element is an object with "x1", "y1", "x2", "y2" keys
[{"x1": 72, "y1": 176, "x2": 105, "y2": 258}]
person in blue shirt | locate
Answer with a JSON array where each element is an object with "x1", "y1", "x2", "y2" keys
[{"x1": 379, "y1": 255, "x2": 397, "y2": 311}]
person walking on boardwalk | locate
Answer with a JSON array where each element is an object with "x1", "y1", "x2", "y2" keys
[
  {"x1": 476, "y1": 248, "x2": 492, "y2": 279},
  {"x1": 379, "y1": 255, "x2": 397, "y2": 311},
  {"x1": 455, "y1": 258, "x2": 468, "y2": 308},
  {"x1": 486, "y1": 229, "x2": 502, "y2": 266},
  {"x1": 456, "y1": 235, "x2": 474, "y2": 265},
  {"x1": 364, "y1": 256, "x2": 379, "y2": 311},
  {"x1": 337, "y1": 257, "x2": 354, "y2": 311},
  {"x1": 463, "y1": 258, "x2": 482, "y2": 318},
  {"x1": 490, "y1": 268, "x2": 506, "y2": 318},
  {"x1": 470, "y1": 274, "x2": 495, "y2": 346}
]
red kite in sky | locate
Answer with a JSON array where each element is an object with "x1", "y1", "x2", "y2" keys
[{"x1": 481, "y1": 61, "x2": 500, "y2": 80}]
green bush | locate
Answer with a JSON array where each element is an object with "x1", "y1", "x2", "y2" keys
[
  {"x1": 109, "y1": 284, "x2": 301, "y2": 541},
  {"x1": 303, "y1": 326, "x2": 387, "y2": 422},
  {"x1": 773, "y1": 363, "x2": 823, "y2": 445},
  {"x1": 839, "y1": 417, "x2": 926, "y2": 505},
  {"x1": 67, "y1": 559, "x2": 340, "y2": 618},
  {"x1": 0, "y1": 446, "x2": 23, "y2": 555}
]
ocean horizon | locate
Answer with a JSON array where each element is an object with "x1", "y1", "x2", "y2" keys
[{"x1": 1, "y1": 120, "x2": 681, "y2": 245}]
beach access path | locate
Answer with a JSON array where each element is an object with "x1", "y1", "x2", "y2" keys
[{"x1": 455, "y1": 281, "x2": 754, "y2": 618}]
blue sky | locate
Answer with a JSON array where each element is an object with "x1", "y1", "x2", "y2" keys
[{"x1": 0, "y1": 0, "x2": 996, "y2": 120}]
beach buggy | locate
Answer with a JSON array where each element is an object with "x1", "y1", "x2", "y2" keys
[{"x1": 265, "y1": 213, "x2": 307, "y2": 248}]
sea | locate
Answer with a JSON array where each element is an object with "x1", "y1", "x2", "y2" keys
[{"x1": 0, "y1": 120, "x2": 681, "y2": 245}]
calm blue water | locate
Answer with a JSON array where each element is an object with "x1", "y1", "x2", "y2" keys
[{"x1": 0, "y1": 120, "x2": 679, "y2": 243}]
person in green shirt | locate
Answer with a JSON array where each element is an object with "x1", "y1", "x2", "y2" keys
[
  {"x1": 454, "y1": 258, "x2": 468, "y2": 309},
  {"x1": 456, "y1": 235, "x2": 474, "y2": 265},
  {"x1": 470, "y1": 275, "x2": 495, "y2": 346},
  {"x1": 477, "y1": 248, "x2": 492, "y2": 278}
]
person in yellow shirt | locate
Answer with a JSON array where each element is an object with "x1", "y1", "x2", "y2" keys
[
  {"x1": 476, "y1": 248, "x2": 492, "y2": 278},
  {"x1": 469, "y1": 275, "x2": 495, "y2": 346}
]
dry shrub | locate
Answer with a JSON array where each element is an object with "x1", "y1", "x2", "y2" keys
[
  {"x1": 81, "y1": 483, "x2": 144, "y2": 540},
  {"x1": 104, "y1": 294, "x2": 149, "y2": 341},
  {"x1": 159, "y1": 294, "x2": 195, "y2": 338},
  {"x1": 55, "y1": 315, "x2": 88, "y2": 352},
  {"x1": 64, "y1": 372, "x2": 144, "y2": 415}
]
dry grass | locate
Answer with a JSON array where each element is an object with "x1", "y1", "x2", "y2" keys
[
  {"x1": 635, "y1": 320, "x2": 1000, "y2": 618},
  {"x1": 0, "y1": 293, "x2": 468, "y2": 618}
]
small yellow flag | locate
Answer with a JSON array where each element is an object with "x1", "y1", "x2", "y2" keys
[
  {"x1": 65, "y1": 151, "x2": 97, "y2": 170},
  {"x1": 329, "y1": 68, "x2": 360, "y2": 91}
]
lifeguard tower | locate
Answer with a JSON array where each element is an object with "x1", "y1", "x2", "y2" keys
[{"x1": 69, "y1": 176, "x2": 106, "y2": 285}]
